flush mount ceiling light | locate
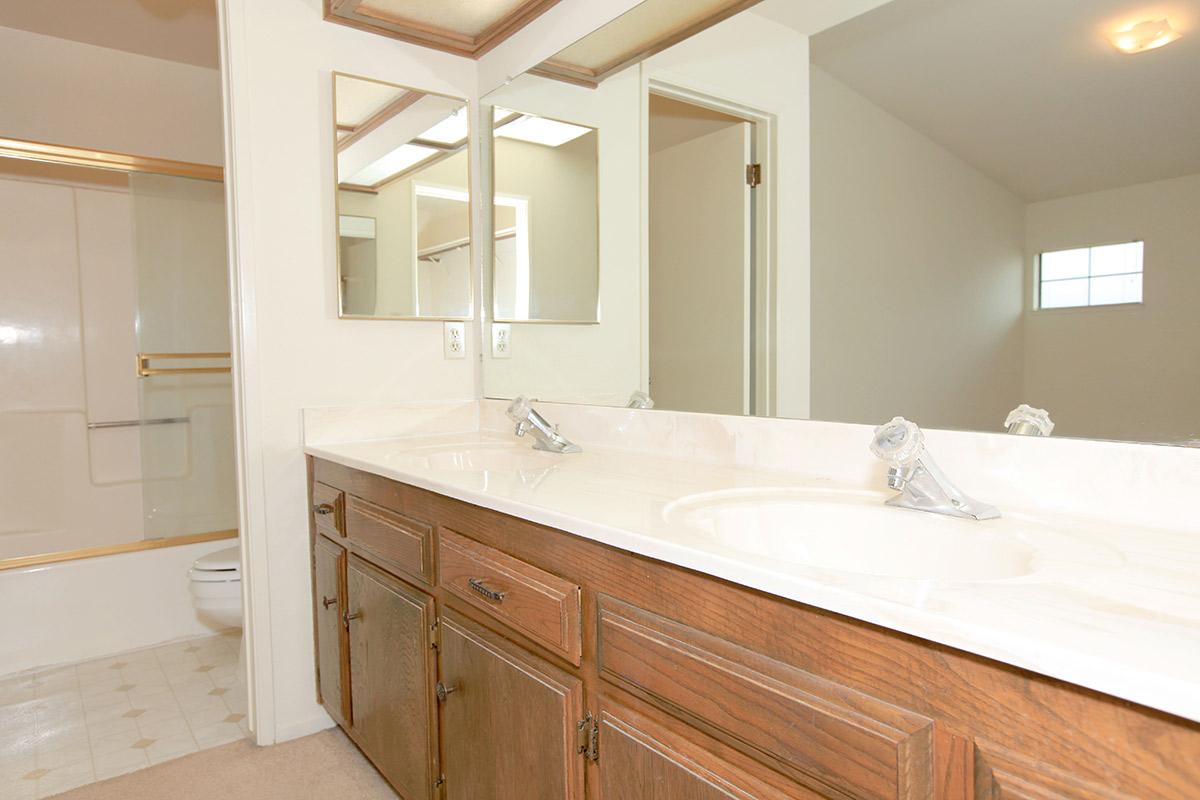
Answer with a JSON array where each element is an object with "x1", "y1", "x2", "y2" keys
[
  {"x1": 1108, "y1": 18, "x2": 1181, "y2": 54},
  {"x1": 495, "y1": 114, "x2": 592, "y2": 147},
  {"x1": 345, "y1": 143, "x2": 439, "y2": 185},
  {"x1": 418, "y1": 108, "x2": 468, "y2": 146}
]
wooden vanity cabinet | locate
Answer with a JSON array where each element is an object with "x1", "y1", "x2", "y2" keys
[{"x1": 309, "y1": 457, "x2": 1200, "y2": 800}]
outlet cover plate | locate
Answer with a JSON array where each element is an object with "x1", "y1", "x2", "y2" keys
[
  {"x1": 443, "y1": 321, "x2": 466, "y2": 359},
  {"x1": 491, "y1": 323, "x2": 512, "y2": 359}
]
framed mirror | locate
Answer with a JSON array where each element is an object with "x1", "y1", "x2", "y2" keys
[
  {"x1": 480, "y1": 0, "x2": 1200, "y2": 445},
  {"x1": 333, "y1": 73, "x2": 472, "y2": 320}
]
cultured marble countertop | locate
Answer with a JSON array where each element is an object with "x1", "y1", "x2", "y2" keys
[{"x1": 305, "y1": 431, "x2": 1200, "y2": 723}]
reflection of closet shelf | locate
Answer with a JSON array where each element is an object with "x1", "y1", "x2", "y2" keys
[
  {"x1": 417, "y1": 229, "x2": 515, "y2": 262},
  {"x1": 87, "y1": 417, "x2": 189, "y2": 430},
  {"x1": 137, "y1": 352, "x2": 231, "y2": 377}
]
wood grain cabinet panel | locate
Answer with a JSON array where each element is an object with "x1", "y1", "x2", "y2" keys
[
  {"x1": 312, "y1": 481, "x2": 345, "y2": 539},
  {"x1": 974, "y1": 740, "x2": 1135, "y2": 800},
  {"x1": 598, "y1": 697, "x2": 828, "y2": 800},
  {"x1": 313, "y1": 534, "x2": 350, "y2": 726},
  {"x1": 597, "y1": 595, "x2": 934, "y2": 800},
  {"x1": 438, "y1": 611, "x2": 584, "y2": 800},
  {"x1": 345, "y1": 495, "x2": 434, "y2": 586},
  {"x1": 439, "y1": 527, "x2": 582, "y2": 665},
  {"x1": 345, "y1": 556, "x2": 439, "y2": 800}
]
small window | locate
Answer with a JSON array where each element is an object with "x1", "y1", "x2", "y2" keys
[{"x1": 1037, "y1": 242, "x2": 1143, "y2": 309}]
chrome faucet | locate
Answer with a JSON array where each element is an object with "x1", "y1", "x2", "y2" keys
[
  {"x1": 1005, "y1": 404, "x2": 1054, "y2": 436},
  {"x1": 506, "y1": 396, "x2": 581, "y2": 454},
  {"x1": 869, "y1": 417, "x2": 999, "y2": 520}
]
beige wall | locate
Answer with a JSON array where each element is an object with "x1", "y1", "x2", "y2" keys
[
  {"x1": 0, "y1": 25, "x2": 223, "y2": 165},
  {"x1": 809, "y1": 67, "x2": 1027, "y2": 431},
  {"x1": 219, "y1": 0, "x2": 477, "y2": 744},
  {"x1": 1024, "y1": 173, "x2": 1200, "y2": 443}
]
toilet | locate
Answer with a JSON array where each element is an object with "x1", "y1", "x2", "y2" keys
[{"x1": 188, "y1": 544, "x2": 243, "y2": 630}]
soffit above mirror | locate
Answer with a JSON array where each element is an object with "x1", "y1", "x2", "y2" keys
[{"x1": 324, "y1": 0, "x2": 562, "y2": 58}]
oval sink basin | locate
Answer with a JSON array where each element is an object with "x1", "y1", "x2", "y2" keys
[
  {"x1": 664, "y1": 488, "x2": 1037, "y2": 582},
  {"x1": 389, "y1": 442, "x2": 558, "y2": 473}
]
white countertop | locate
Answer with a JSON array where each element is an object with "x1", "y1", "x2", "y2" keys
[{"x1": 306, "y1": 431, "x2": 1200, "y2": 723}]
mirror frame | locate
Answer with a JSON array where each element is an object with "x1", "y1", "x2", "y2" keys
[{"x1": 332, "y1": 71, "x2": 475, "y2": 322}]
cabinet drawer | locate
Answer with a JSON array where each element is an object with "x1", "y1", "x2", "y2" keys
[
  {"x1": 439, "y1": 528, "x2": 582, "y2": 666},
  {"x1": 345, "y1": 496, "x2": 434, "y2": 586},
  {"x1": 311, "y1": 482, "x2": 344, "y2": 539},
  {"x1": 597, "y1": 596, "x2": 934, "y2": 800}
]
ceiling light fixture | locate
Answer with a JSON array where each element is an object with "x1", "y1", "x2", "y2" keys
[
  {"x1": 495, "y1": 115, "x2": 592, "y2": 147},
  {"x1": 1108, "y1": 18, "x2": 1181, "y2": 54},
  {"x1": 418, "y1": 108, "x2": 468, "y2": 145}
]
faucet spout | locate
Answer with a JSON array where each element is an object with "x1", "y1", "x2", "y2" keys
[
  {"x1": 506, "y1": 396, "x2": 582, "y2": 454},
  {"x1": 870, "y1": 417, "x2": 999, "y2": 520}
]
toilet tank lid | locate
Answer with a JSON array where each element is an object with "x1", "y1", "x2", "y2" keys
[{"x1": 193, "y1": 545, "x2": 241, "y2": 571}]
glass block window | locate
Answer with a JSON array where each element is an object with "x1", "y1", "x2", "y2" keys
[{"x1": 1037, "y1": 242, "x2": 1143, "y2": 309}]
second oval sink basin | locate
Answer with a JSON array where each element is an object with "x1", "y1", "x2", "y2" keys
[{"x1": 664, "y1": 488, "x2": 1037, "y2": 582}]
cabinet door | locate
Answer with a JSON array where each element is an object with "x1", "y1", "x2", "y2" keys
[
  {"x1": 439, "y1": 611, "x2": 584, "y2": 800},
  {"x1": 313, "y1": 534, "x2": 349, "y2": 726},
  {"x1": 346, "y1": 556, "x2": 439, "y2": 800},
  {"x1": 597, "y1": 698, "x2": 825, "y2": 800}
]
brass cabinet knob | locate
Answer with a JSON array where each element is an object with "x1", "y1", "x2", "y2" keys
[
  {"x1": 312, "y1": 503, "x2": 335, "y2": 516},
  {"x1": 322, "y1": 596, "x2": 337, "y2": 609},
  {"x1": 436, "y1": 682, "x2": 457, "y2": 702},
  {"x1": 343, "y1": 609, "x2": 362, "y2": 625}
]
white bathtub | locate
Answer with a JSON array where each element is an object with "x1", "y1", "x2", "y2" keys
[{"x1": 0, "y1": 540, "x2": 238, "y2": 675}]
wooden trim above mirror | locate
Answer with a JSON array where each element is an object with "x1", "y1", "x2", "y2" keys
[{"x1": 325, "y1": 0, "x2": 562, "y2": 58}]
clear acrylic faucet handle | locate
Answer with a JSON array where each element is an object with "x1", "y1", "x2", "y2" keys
[
  {"x1": 506, "y1": 395, "x2": 534, "y2": 422},
  {"x1": 1005, "y1": 404, "x2": 1054, "y2": 436},
  {"x1": 870, "y1": 416, "x2": 925, "y2": 466}
]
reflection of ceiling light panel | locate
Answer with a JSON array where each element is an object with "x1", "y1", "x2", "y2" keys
[
  {"x1": 419, "y1": 108, "x2": 468, "y2": 144},
  {"x1": 1108, "y1": 18, "x2": 1181, "y2": 54},
  {"x1": 346, "y1": 144, "x2": 438, "y2": 185},
  {"x1": 496, "y1": 115, "x2": 592, "y2": 147}
]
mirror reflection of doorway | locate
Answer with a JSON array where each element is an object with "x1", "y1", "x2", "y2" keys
[{"x1": 648, "y1": 91, "x2": 765, "y2": 416}]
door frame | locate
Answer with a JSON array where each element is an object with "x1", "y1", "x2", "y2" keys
[{"x1": 641, "y1": 76, "x2": 777, "y2": 417}]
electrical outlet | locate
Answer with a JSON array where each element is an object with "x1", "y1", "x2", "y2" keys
[
  {"x1": 443, "y1": 321, "x2": 466, "y2": 359},
  {"x1": 491, "y1": 323, "x2": 512, "y2": 359}
]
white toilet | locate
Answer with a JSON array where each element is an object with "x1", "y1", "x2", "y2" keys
[{"x1": 188, "y1": 544, "x2": 243, "y2": 630}]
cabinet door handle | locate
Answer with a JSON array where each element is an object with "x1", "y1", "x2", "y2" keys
[
  {"x1": 343, "y1": 609, "x2": 362, "y2": 625},
  {"x1": 312, "y1": 503, "x2": 335, "y2": 516},
  {"x1": 436, "y1": 682, "x2": 457, "y2": 702},
  {"x1": 468, "y1": 578, "x2": 506, "y2": 603},
  {"x1": 322, "y1": 596, "x2": 337, "y2": 609}
]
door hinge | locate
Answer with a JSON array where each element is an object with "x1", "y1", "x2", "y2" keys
[
  {"x1": 429, "y1": 618, "x2": 440, "y2": 650},
  {"x1": 434, "y1": 774, "x2": 445, "y2": 797},
  {"x1": 577, "y1": 712, "x2": 599, "y2": 762},
  {"x1": 746, "y1": 163, "x2": 762, "y2": 187}
]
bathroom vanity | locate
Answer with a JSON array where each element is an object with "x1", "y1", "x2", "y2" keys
[{"x1": 305, "y1": 443, "x2": 1200, "y2": 800}]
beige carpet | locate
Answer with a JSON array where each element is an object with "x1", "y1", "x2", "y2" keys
[{"x1": 53, "y1": 729, "x2": 397, "y2": 800}]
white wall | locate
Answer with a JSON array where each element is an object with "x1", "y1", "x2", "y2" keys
[
  {"x1": 0, "y1": 25, "x2": 223, "y2": 165},
  {"x1": 809, "y1": 67, "x2": 1026, "y2": 430},
  {"x1": 1, "y1": 541, "x2": 234, "y2": 675},
  {"x1": 218, "y1": 0, "x2": 477, "y2": 744},
  {"x1": 1024, "y1": 173, "x2": 1200, "y2": 443}
]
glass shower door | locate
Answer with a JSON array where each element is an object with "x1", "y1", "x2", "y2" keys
[{"x1": 130, "y1": 172, "x2": 237, "y2": 541}]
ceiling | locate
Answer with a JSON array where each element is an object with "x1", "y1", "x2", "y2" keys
[
  {"x1": 0, "y1": 0, "x2": 218, "y2": 69},
  {"x1": 325, "y1": 0, "x2": 561, "y2": 58},
  {"x1": 803, "y1": 0, "x2": 1200, "y2": 201}
]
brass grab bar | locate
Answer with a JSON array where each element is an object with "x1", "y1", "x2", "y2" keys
[
  {"x1": 137, "y1": 352, "x2": 231, "y2": 377},
  {"x1": 88, "y1": 417, "x2": 189, "y2": 430}
]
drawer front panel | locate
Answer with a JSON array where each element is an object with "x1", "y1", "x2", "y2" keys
[
  {"x1": 597, "y1": 596, "x2": 934, "y2": 800},
  {"x1": 311, "y1": 481, "x2": 345, "y2": 539},
  {"x1": 439, "y1": 528, "x2": 582, "y2": 665},
  {"x1": 345, "y1": 496, "x2": 434, "y2": 585}
]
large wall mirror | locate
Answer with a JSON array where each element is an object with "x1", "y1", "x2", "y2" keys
[
  {"x1": 334, "y1": 73, "x2": 472, "y2": 320},
  {"x1": 480, "y1": 0, "x2": 1200, "y2": 445}
]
